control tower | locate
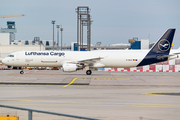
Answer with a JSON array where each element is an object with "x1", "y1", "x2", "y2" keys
[{"x1": 0, "y1": 21, "x2": 17, "y2": 45}]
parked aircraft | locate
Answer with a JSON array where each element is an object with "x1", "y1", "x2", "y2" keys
[{"x1": 2, "y1": 29, "x2": 179, "y2": 75}]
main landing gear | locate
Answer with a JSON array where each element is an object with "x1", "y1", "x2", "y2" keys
[
  {"x1": 20, "y1": 67, "x2": 24, "y2": 74},
  {"x1": 86, "y1": 70, "x2": 92, "y2": 75}
]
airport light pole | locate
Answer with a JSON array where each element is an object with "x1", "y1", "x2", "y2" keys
[
  {"x1": 56, "y1": 25, "x2": 60, "y2": 51},
  {"x1": 51, "y1": 20, "x2": 56, "y2": 51},
  {"x1": 60, "y1": 27, "x2": 63, "y2": 51}
]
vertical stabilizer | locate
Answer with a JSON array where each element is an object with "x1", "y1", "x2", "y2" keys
[{"x1": 137, "y1": 29, "x2": 176, "y2": 66}]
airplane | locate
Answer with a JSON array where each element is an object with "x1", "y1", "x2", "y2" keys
[{"x1": 2, "y1": 29, "x2": 180, "y2": 75}]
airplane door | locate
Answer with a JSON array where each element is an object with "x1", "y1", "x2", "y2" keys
[
  {"x1": 15, "y1": 53, "x2": 21, "y2": 66},
  {"x1": 16, "y1": 54, "x2": 19, "y2": 60}
]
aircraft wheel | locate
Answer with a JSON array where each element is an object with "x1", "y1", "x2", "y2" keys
[
  {"x1": 86, "y1": 70, "x2": 92, "y2": 75},
  {"x1": 20, "y1": 71, "x2": 24, "y2": 74}
]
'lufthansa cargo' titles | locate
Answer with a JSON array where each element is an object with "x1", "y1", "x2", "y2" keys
[{"x1": 25, "y1": 52, "x2": 65, "y2": 57}]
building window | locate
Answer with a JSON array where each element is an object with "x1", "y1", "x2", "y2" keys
[
  {"x1": 46, "y1": 41, "x2": 49, "y2": 46},
  {"x1": 25, "y1": 40, "x2": 29, "y2": 45}
]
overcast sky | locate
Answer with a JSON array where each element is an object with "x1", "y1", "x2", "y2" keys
[{"x1": 1, "y1": 0, "x2": 180, "y2": 48}]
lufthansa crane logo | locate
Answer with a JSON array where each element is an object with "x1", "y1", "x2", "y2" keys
[{"x1": 158, "y1": 39, "x2": 170, "y2": 51}]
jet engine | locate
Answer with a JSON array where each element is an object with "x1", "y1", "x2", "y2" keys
[{"x1": 62, "y1": 63, "x2": 77, "y2": 72}]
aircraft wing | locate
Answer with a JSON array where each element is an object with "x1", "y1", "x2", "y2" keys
[
  {"x1": 65, "y1": 57, "x2": 104, "y2": 65},
  {"x1": 77, "y1": 57, "x2": 104, "y2": 64}
]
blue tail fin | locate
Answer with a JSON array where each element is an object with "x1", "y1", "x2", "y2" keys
[{"x1": 137, "y1": 29, "x2": 176, "y2": 66}]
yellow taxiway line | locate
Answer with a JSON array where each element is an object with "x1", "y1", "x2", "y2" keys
[
  {"x1": 63, "y1": 78, "x2": 77, "y2": 87},
  {"x1": 142, "y1": 92, "x2": 180, "y2": 96}
]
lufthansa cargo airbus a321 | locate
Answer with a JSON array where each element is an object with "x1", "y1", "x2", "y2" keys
[{"x1": 2, "y1": 29, "x2": 180, "y2": 75}]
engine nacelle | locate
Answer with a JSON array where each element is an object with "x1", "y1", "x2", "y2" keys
[{"x1": 62, "y1": 63, "x2": 77, "y2": 72}]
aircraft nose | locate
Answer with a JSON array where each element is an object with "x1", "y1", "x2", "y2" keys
[{"x1": 2, "y1": 58, "x2": 7, "y2": 64}]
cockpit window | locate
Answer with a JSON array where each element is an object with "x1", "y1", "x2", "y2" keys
[{"x1": 7, "y1": 55, "x2": 14, "y2": 57}]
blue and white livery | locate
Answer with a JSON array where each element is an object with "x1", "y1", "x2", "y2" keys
[{"x1": 2, "y1": 29, "x2": 179, "y2": 75}]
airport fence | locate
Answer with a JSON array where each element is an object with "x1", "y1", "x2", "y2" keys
[{"x1": 0, "y1": 104, "x2": 102, "y2": 120}]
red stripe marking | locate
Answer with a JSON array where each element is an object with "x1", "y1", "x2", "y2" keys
[{"x1": 25, "y1": 71, "x2": 32, "y2": 74}]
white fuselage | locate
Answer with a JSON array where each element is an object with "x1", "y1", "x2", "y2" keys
[{"x1": 2, "y1": 50, "x2": 179, "y2": 68}]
